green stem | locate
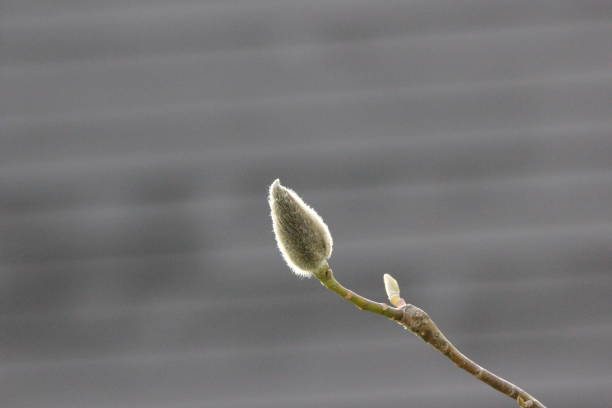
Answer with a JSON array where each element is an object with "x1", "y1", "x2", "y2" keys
[{"x1": 316, "y1": 265, "x2": 402, "y2": 320}]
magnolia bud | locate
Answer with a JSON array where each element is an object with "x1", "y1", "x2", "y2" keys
[
  {"x1": 383, "y1": 274, "x2": 400, "y2": 299},
  {"x1": 268, "y1": 179, "x2": 333, "y2": 278},
  {"x1": 384, "y1": 273, "x2": 406, "y2": 307}
]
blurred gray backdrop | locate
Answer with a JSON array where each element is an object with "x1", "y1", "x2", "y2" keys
[{"x1": 1, "y1": 1, "x2": 612, "y2": 407}]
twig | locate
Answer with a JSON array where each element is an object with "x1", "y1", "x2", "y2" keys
[
  {"x1": 314, "y1": 265, "x2": 546, "y2": 408},
  {"x1": 268, "y1": 179, "x2": 547, "y2": 408}
]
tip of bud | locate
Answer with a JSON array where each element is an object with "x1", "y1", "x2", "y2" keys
[
  {"x1": 383, "y1": 273, "x2": 401, "y2": 299},
  {"x1": 268, "y1": 179, "x2": 333, "y2": 278}
]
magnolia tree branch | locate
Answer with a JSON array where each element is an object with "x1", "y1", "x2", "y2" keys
[
  {"x1": 268, "y1": 179, "x2": 547, "y2": 408},
  {"x1": 316, "y1": 265, "x2": 546, "y2": 408}
]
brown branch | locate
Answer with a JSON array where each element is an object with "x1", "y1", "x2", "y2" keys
[
  {"x1": 315, "y1": 265, "x2": 546, "y2": 408},
  {"x1": 268, "y1": 179, "x2": 546, "y2": 408}
]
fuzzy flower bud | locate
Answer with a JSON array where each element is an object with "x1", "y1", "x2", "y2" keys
[{"x1": 268, "y1": 179, "x2": 333, "y2": 278}]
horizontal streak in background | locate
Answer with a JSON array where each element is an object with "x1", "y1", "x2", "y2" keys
[
  {"x1": 1, "y1": 0, "x2": 611, "y2": 407},
  {"x1": 1, "y1": 120, "x2": 611, "y2": 212},
  {"x1": 0, "y1": 332, "x2": 610, "y2": 408},
  {"x1": 2, "y1": 0, "x2": 611, "y2": 63},
  {"x1": 1, "y1": 271, "x2": 611, "y2": 359},
  {"x1": 3, "y1": 168, "x2": 611, "y2": 226},
  {"x1": 4, "y1": 32, "x2": 612, "y2": 116},
  {"x1": 1, "y1": 171, "x2": 611, "y2": 259},
  {"x1": 2, "y1": 71, "x2": 611, "y2": 163},
  {"x1": 137, "y1": 376, "x2": 612, "y2": 408},
  {"x1": 4, "y1": 21, "x2": 611, "y2": 81},
  {"x1": 2, "y1": 222, "x2": 610, "y2": 316}
]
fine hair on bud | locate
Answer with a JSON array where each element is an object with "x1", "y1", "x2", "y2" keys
[{"x1": 268, "y1": 179, "x2": 333, "y2": 278}]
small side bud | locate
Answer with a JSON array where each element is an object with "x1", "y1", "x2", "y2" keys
[
  {"x1": 268, "y1": 179, "x2": 333, "y2": 278},
  {"x1": 383, "y1": 274, "x2": 400, "y2": 298},
  {"x1": 384, "y1": 273, "x2": 406, "y2": 307}
]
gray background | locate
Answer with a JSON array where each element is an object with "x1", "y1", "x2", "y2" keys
[{"x1": 1, "y1": 1, "x2": 612, "y2": 407}]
